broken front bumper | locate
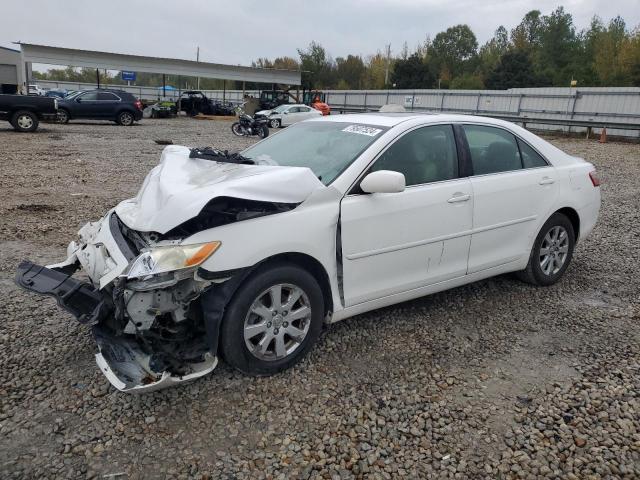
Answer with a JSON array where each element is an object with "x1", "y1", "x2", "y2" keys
[{"x1": 14, "y1": 215, "x2": 221, "y2": 393}]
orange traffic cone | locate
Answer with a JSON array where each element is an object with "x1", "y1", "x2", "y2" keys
[{"x1": 599, "y1": 128, "x2": 607, "y2": 143}]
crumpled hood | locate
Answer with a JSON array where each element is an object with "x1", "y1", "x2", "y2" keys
[
  {"x1": 115, "y1": 145, "x2": 324, "y2": 233},
  {"x1": 255, "y1": 109, "x2": 273, "y2": 116}
]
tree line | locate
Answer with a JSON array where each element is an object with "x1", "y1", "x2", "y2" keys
[{"x1": 34, "y1": 7, "x2": 640, "y2": 91}]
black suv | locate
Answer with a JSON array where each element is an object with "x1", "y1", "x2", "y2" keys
[{"x1": 57, "y1": 89, "x2": 143, "y2": 126}]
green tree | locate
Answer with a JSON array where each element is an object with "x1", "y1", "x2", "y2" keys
[
  {"x1": 335, "y1": 55, "x2": 366, "y2": 89},
  {"x1": 537, "y1": 7, "x2": 579, "y2": 85},
  {"x1": 298, "y1": 41, "x2": 334, "y2": 89},
  {"x1": 478, "y1": 26, "x2": 511, "y2": 77},
  {"x1": 511, "y1": 10, "x2": 543, "y2": 52},
  {"x1": 391, "y1": 53, "x2": 435, "y2": 89},
  {"x1": 450, "y1": 73, "x2": 484, "y2": 89},
  {"x1": 431, "y1": 25, "x2": 478, "y2": 78},
  {"x1": 485, "y1": 51, "x2": 543, "y2": 89}
]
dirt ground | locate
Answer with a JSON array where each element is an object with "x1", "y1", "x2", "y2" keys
[{"x1": 0, "y1": 117, "x2": 639, "y2": 479}]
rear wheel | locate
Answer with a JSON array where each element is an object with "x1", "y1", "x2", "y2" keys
[
  {"x1": 220, "y1": 263, "x2": 324, "y2": 376},
  {"x1": 258, "y1": 125, "x2": 269, "y2": 138},
  {"x1": 117, "y1": 111, "x2": 135, "y2": 126},
  {"x1": 517, "y1": 213, "x2": 575, "y2": 286},
  {"x1": 11, "y1": 110, "x2": 39, "y2": 132}
]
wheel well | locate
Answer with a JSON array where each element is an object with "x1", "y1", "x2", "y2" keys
[
  {"x1": 555, "y1": 207, "x2": 580, "y2": 239},
  {"x1": 259, "y1": 253, "x2": 334, "y2": 317}
]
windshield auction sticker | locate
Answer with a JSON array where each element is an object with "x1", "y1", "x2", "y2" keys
[{"x1": 342, "y1": 125, "x2": 383, "y2": 136}]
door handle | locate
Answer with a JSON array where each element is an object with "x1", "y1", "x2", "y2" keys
[
  {"x1": 447, "y1": 193, "x2": 471, "y2": 203},
  {"x1": 539, "y1": 177, "x2": 555, "y2": 185}
]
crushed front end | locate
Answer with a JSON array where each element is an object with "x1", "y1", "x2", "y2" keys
[{"x1": 15, "y1": 211, "x2": 223, "y2": 393}]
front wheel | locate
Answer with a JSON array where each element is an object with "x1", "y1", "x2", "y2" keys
[
  {"x1": 257, "y1": 125, "x2": 269, "y2": 138},
  {"x1": 269, "y1": 118, "x2": 280, "y2": 128},
  {"x1": 220, "y1": 263, "x2": 324, "y2": 376},
  {"x1": 57, "y1": 109, "x2": 70, "y2": 124},
  {"x1": 11, "y1": 110, "x2": 39, "y2": 132},
  {"x1": 517, "y1": 212, "x2": 575, "y2": 286},
  {"x1": 117, "y1": 111, "x2": 135, "y2": 126},
  {"x1": 231, "y1": 122, "x2": 245, "y2": 136}
]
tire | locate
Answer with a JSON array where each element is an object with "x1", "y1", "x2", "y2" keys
[
  {"x1": 57, "y1": 108, "x2": 70, "y2": 124},
  {"x1": 220, "y1": 262, "x2": 324, "y2": 376},
  {"x1": 231, "y1": 122, "x2": 244, "y2": 136},
  {"x1": 516, "y1": 212, "x2": 575, "y2": 286},
  {"x1": 11, "y1": 110, "x2": 39, "y2": 132},
  {"x1": 117, "y1": 111, "x2": 135, "y2": 126},
  {"x1": 258, "y1": 125, "x2": 269, "y2": 138},
  {"x1": 269, "y1": 118, "x2": 280, "y2": 128}
]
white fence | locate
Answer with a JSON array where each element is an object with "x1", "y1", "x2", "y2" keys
[{"x1": 36, "y1": 80, "x2": 640, "y2": 137}]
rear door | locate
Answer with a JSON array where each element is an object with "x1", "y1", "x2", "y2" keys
[
  {"x1": 462, "y1": 124, "x2": 558, "y2": 273},
  {"x1": 340, "y1": 124, "x2": 473, "y2": 306},
  {"x1": 97, "y1": 92, "x2": 121, "y2": 118}
]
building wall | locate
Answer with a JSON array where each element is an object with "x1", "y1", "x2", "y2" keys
[{"x1": 0, "y1": 47, "x2": 23, "y2": 93}]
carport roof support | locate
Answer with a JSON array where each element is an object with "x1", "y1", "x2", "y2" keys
[{"x1": 18, "y1": 43, "x2": 301, "y2": 85}]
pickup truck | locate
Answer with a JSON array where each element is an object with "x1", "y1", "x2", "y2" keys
[{"x1": 0, "y1": 94, "x2": 58, "y2": 132}]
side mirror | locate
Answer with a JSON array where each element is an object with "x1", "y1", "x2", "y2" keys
[
  {"x1": 360, "y1": 170, "x2": 406, "y2": 194},
  {"x1": 76, "y1": 97, "x2": 82, "y2": 103}
]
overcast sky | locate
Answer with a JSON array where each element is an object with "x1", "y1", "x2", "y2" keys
[{"x1": 3, "y1": 0, "x2": 639, "y2": 69}]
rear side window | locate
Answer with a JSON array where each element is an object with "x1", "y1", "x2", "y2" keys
[
  {"x1": 97, "y1": 92, "x2": 119, "y2": 101},
  {"x1": 463, "y1": 125, "x2": 522, "y2": 175},
  {"x1": 370, "y1": 124, "x2": 458, "y2": 186},
  {"x1": 518, "y1": 139, "x2": 548, "y2": 168}
]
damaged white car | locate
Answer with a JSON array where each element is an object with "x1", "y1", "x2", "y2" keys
[{"x1": 16, "y1": 114, "x2": 601, "y2": 392}]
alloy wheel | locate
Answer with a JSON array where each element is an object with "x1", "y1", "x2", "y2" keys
[
  {"x1": 243, "y1": 283, "x2": 312, "y2": 361},
  {"x1": 120, "y1": 113, "x2": 133, "y2": 126},
  {"x1": 539, "y1": 225, "x2": 569, "y2": 276},
  {"x1": 17, "y1": 115, "x2": 33, "y2": 129}
]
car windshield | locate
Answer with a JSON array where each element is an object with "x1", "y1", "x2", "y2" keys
[
  {"x1": 64, "y1": 91, "x2": 81, "y2": 99},
  {"x1": 241, "y1": 121, "x2": 388, "y2": 185},
  {"x1": 272, "y1": 104, "x2": 289, "y2": 113}
]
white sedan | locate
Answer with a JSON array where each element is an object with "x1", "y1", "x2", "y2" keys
[
  {"x1": 255, "y1": 103, "x2": 322, "y2": 128},
  {"x1": 16, "y1": 114, "x2": 601, "y2": 392}
]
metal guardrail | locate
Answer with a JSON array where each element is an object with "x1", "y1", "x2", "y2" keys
[{"x1": 328, "y1": 104, "x2": 640, "y2": 137}]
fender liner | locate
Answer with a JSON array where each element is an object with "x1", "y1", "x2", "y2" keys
[{"x1": 199, "y1": 267, "x2": 254, "y2": 355}]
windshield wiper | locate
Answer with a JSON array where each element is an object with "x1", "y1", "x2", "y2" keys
[{"x1": 189, "y1": 147, "x2": 255, "y2": 165}]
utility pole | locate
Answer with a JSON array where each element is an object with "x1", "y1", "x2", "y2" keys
[
  {"x1": 384, "y1": 44, "x2": 391, "y2": 87},
  {"x1": 196, "y1": 46, "x2": 200, "y2": 90}
]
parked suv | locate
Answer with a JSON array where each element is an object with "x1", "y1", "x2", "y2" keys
[{"x1": 57, "y1": 89, "x2": 143, "y2": 126}]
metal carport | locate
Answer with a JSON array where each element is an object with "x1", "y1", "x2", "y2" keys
[{"x1": 17, "y1": 43, "x2": 301, "y2": 86}]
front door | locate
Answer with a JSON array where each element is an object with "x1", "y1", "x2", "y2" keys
[
  {"x1": 461, "y1": 124, "x2": 559, "y2": 273},
  {"x1": 340, "y1": 124, "x2": 473, "y2": 306},
  {"x1": 72, "y1": 91, "x2": 100, "y2": 118}
]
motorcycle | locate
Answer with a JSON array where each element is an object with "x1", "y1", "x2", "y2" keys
[{"x1": 231, "y1": 110, "x2": 269, "y2": 138}]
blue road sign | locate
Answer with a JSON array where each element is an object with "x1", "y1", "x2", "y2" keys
[{"x1": 121, "y1": 71, "x2": 136, "y2": 81}]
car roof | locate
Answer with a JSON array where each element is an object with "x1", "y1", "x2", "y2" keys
[{"x1": 310, "y1": 112, "x2": 518, "y2": 128}]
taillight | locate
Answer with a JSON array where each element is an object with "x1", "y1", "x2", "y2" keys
[
  {"x1": 589, "y1": 171, "x2": 601, "y2": 187},
  {"x1": 134, "y1": 100, "x2": 143, "y2": 111}
]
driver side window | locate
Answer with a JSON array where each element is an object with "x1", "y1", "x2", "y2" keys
[
  {"x1": 78, "y1": 91, "x2": 98, "y2": 101},
  {"x1": 370, "y1": 125, "x2": 458, "y2": 186}
]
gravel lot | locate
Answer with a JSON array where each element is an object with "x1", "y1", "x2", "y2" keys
[{"x1": 0, "y1": 117, "x2": 639, "y2": 479}]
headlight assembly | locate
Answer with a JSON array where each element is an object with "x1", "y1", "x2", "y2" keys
[{"x1": 127, "y1": 241, "x2": 221, "y2": 279}]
